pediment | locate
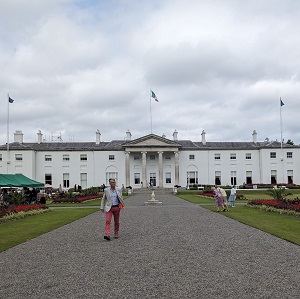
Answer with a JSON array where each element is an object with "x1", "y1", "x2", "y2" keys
[{"x1": 123, "y1": 134, "x2": 181, "y2": 148}]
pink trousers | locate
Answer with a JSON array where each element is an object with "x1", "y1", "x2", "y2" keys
[{"x1": 105, "y1": 206, "x2": 120, "y2": 237}]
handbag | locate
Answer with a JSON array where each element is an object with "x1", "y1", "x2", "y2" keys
[{"x1": 119, "y1": 202, "x2": 124, "y2": 210}]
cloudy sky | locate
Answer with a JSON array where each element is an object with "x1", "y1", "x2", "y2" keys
[{"x1": 1, "y1": 0, "x2": 300, "y2": 145}]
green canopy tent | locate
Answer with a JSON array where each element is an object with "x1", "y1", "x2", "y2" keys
[{"x1": 0, "y1": 174, "x2": 44, "y2": 187}]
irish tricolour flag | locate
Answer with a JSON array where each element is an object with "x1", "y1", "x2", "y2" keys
[{"x1": 151, "y1": 90, "x2": 159, "y2": 102}]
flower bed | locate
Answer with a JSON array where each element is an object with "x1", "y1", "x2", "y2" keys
[
  {"x1": 196, "y1": 191, "x2": 214, "y2": 197},
  {"x1": 51, "y1": 194, "x2": 101, "y2": 204},
  {"x1": 248, "y1": 199, "x2": 300, "y2": 213},
  {"x1": 0, "y1": 204, "x2": 48, "y2": 219}
]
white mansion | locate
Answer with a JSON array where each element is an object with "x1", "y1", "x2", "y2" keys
[{"x1": 0, "y1": 129, "x2": 299, "y2": 189}]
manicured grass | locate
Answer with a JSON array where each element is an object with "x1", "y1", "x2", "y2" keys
[
  {"x1": 178, "y1": 192, "x2": 300, "y2": 245},
  {"x1": 236, "y1": 189, "x2": 300, "y2": 200},
  {"x1": 0, "y1": 208, "x2": 98, "y2": 252},
  {"x1": 204, "y1": 205, "x2": 300, "y2": 245}
]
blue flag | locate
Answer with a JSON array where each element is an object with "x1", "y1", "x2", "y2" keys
[
  {"x1": 8, "y1": 97, "x2": 14, "y2": 103},
  {"x1": 280, "y1": 99, "x2": 284, "y2": 107}
]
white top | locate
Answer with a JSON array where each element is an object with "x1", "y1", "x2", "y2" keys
[{"x1": 230, "y1": 187, "x2": 236, "y2": 195}]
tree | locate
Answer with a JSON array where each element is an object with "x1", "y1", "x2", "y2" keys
[
  {"x1": 265, "y1": 188, "x2": 292, "y2": 200},
  {"x1": 286, "y1": 139, "x2": 294, "y2": 145}
]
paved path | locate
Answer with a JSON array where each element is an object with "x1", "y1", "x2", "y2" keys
[{"x1": 0, "y1": 193, "x2": 299, "y2": 299}]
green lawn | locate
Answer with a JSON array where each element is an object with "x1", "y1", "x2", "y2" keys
[
  {"x1": 0, "y1": 208, "x2": 99, "y2": 252},
  {"x1": 177, "y1": 191, "x2": 300, "y2": 245}
]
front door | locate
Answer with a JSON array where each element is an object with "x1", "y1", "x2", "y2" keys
[{"x1": 149, "y1": 173, "x2": 156, "y2": 187}]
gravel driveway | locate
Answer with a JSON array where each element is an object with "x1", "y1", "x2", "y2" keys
[{"x1": 0, "y1": 192, "x2": 299, "y2": 299}]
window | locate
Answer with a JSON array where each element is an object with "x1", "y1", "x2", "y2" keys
[
  {"x1": 45, "y1": 155, "x2": 52, "y2": 161},
  {"x1": 63, "y1": 173, "x2": 70, "y2": 188},
  {"x1": 15, "y1": 154, "x2": 23, "y2": 161},
  {"x1": 80, "y1": 154, "x2": 87, "y2": 161},
  {"x1": 189, "y1": 155, "x2": 195, "y2": 160},
  {"x1": 134, "y1": 173, "x2": 140, "y2": 184},
  {"x1": 246, "y1": 171, "x2": 252, "y2": 184},
  {"x1": 287, "y1": 170, "x2": 293, "y2": 184},
  {"x1": 230, "y1": 153, "x2": 236, "y2": 160},
  {"x1": 45, "y1": 174, "x2": 52, "y2": 185},
  {"x1": 109, "y1": 155, "x2": 115, "y2": 160},
  {"x1": 187, "y1": 171, "x2": 198, "y2": 185},
  {"x1": 150, "y1": 155, "x2": 155, "y2": 160},
  {"x1": 134, "y1": 155, "x2": 140, "y2": 160},
  {"x1": 215, "y1": 171, "x2": 221, "y2": 185},
  {"x1": 150, "y1": 173, "x2": 156, "y2": 186},
  {"x1": 246, "y1": 153, "x2": 252, "y2": 160},
  {"x1": 287, "y1": 152, "x2": 293, "y2": 159},
  {"x1": 270, "y1": 152, "x2": 276, "y2": 158},
  {"x1": 166, "y1": 172, "x2": 171, "y2": 184},
  {"x1": 63, "y1": 154, "x2": 70, "y2": 161},
  {"x1": 0, "y1": 154, "x2": 2, "y2": 161},
  {"x1": 165, "y1": 155, "x2": 171, "y2": 160},
  {"x1": 214, "y1": 153, "x2": 221, "y2": 160},
  {"x1": 80, "y1": 173, "x2": 87, "y2": 189},
  {"x1": 231, "y1": 171, "x2": 237, "y2": 185},
  {"x1": 271, "y1": 170, "x2": 277, "y2": 184}
]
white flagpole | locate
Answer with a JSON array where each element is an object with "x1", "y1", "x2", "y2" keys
[
  {"x1": 150, "y1": 89, "x2": 153, "y2": 134},
  {"x1": 280, "y1": 97, "x2": 285, "y2": 184},
  {"x1": 280, "y1": 97, "x2": 283, "y2": 150},
  {"x1": 7, "y1": 93, "x2": 10, "y2": 173}
]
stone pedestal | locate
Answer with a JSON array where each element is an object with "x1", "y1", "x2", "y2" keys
[{"x1": 145, "y1": 191, "x2": 162, "y2": 205}]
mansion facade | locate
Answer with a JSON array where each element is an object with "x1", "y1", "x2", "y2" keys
[{"x1": 0, "y1": 129, "x2": 299, "y2": 189}]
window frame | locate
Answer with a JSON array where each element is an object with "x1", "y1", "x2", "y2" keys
[
  {"x1": 45, "y1": 155, "x2": 52, "y2": 162},
  {"x1": 15, "y1": 154, "x2": 23, "y2": 161},
  {"x1": 214, "y1": 153, "x2": 221, "y2": 160},
  {"x1": 63, "y1": 154, "x2": 70, "y2": 161},
  {"x1": 245, "y1": 153, "x2": 252, "y2": 160},
  {"x1": 230, "y1": 153, "x2": 236, "y2": 160},
  {"x1": 166, "y1": 172, "x2": 171, "y2": 184},
  {"x1": 80, "y1": 154, "x2": 88, "y2": 161}
]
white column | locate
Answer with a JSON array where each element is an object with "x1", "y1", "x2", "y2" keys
[
  {"x1": 141, "y1": 151, "x2": 147, "y2": 187},
  {"x1": 158, "y1": 151, "x2": 163, "y2": 187},
  {"x1": 125, "y1": 151, "x2": 130, "y2": 187},
  {"x1": 174, "y1": 151, "x2": 179, "y2": 185}
]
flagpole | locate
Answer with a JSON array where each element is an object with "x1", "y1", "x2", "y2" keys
[
  {"x1": 280, "y1": 97, "x2": 284, "y2": 184},
  {"x1": 280, "y1": 97, "x2": 283, "y2": 150},
  {"x1": 7, "y1": 93, "x2": 10, "y2": 174},
  {"x1": 150, "y1": 89, "x2": 153, "y2": 134}
]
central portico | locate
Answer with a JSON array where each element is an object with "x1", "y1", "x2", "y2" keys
[{"x1": 123, "y1": 134, "x2": 181, "y2": 188}]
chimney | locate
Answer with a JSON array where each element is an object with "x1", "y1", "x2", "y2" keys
[
  {"x1": 96, "y1": 129, "x2": 101, "y2": 145},
  {"x1": 162, "y1": 133, "x2": 166, "y2": 138},
  {"x1": 173, "y1": 130, "x2": 178, "y2": 141},
  {"x1": 37, "y1": 130, "x2": 43, "y2": 144},
  {"x1": 14, "y1": 130, "x2": 23, "y2": 143},
  {"x1": 201, "y1": 130, "x2": 206, "y2": 145},
  {"x1": 252, "y1": 130, "x2": 257, "y2": 144},
  {"x1": 125, "y1": 130, "x2": 132, "y2": 141}
]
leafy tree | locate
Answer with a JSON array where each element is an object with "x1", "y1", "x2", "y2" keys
[
  {"x1": 286, "y1": 139, "x2": 294, "y2": 145},
  {"x1": 265, "y1": 188, "x2": 292, "y2": 200}
]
